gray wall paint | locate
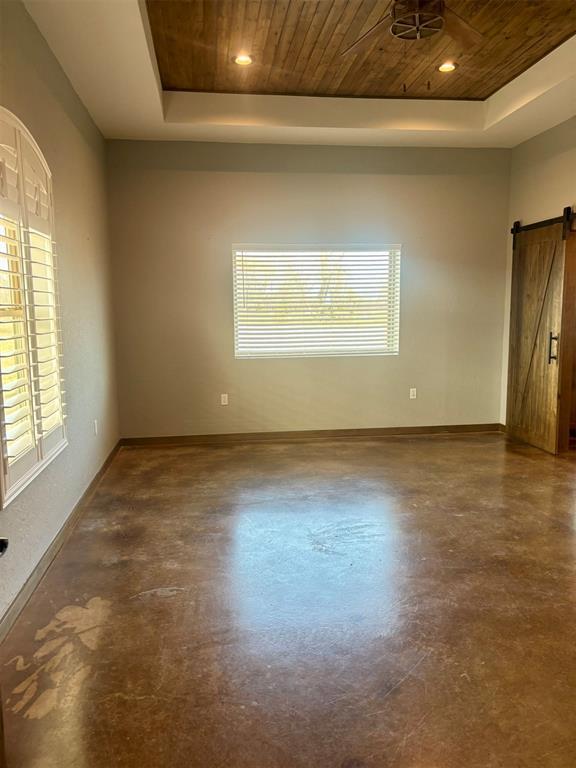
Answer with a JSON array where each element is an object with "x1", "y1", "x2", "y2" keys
[
  {"x1": 108, "y1": 141, "x2": 510, "y2": 437},
  {"x1": 500, "y1": 118, "x2": 576, "y2": 421},
  {"x1": 509, "y1": 117, "x2": 576, "y2": 224},
  {"x1": 0, "y1": 0, "x2": 118, "y2": 616}
]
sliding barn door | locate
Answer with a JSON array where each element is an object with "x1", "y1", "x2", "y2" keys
[{"x1": 507, "y1": 223, "x2": 566, "y2": 453}]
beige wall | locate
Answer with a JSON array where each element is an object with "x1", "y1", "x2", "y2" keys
[
  {"x1": 509, "y1": 118, "x2": 576, "y2": 224},
  {"x1": 0, "y1": 0, "x2": 118, "y2": 618},
  {"x1": 500, "y1": 118, "x2": 576, "y2": 421},
  {"x1": 108, "y1": 141, "x2": 510, "y2": 437}
]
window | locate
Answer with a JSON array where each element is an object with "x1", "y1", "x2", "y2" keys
[
  {"x1": 0, "y1": 107, "x2": 66, "y2": 506},
  {"x1": 233, "y1": 245, "x2": 401, "y2": 358}
]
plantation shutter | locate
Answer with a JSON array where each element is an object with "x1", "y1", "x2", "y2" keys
[
  {"x1": 233, "y1": 246, "x2": 401, "y2": 358},
  {"x1": 0, "y1": 108, "x2": 66, "y2": 506}
]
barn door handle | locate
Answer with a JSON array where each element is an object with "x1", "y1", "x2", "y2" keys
[{"x1": 548, "y1": 332, "x2": 559, "y2": 364}]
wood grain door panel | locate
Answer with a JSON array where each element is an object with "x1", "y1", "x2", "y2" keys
[{"x1": 507, "y1": 223, "x2": 565, "y2": 453}]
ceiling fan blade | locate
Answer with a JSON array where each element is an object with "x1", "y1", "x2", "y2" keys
[
  {"x1": 443, "y1": 5, "x2": 484, "y2": 48},
  {"x1": 340, "y1": 9, "x2": 392, "y2": 56}
]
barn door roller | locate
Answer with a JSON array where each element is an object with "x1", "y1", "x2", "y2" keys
[{"x1": 511, "y1": 207, "x2": 574, "y2": 246}]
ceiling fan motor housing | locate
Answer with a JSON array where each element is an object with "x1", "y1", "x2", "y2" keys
[{"x1": 390, "y1": 0, "x2": 445, "y2": 40}]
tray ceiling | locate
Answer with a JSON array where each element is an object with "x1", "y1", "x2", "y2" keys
[{"x1": 146, "y1": 0, "x2": 576, "y2": 100}]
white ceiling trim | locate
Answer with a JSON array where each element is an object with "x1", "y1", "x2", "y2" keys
[{"x1": 24, "y1": 0, "x2": 576, "y2": 147}]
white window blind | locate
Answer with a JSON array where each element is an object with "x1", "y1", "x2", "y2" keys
[
  {"x1": 0, "y1": 107, "x2": 66, "y2": 507},
  {"x1": 233, "y1": 245, "x2": 401, "y2": 358}
]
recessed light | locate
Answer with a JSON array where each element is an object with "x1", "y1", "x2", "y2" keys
[
  {"x1": 234, "y1": 54, "x2": 253, "y2": 66},
  {"x1": 438, "y1": 61, "x2": 457, "y2": 73}
]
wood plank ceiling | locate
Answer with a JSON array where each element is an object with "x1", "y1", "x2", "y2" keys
[{"x1": 146, "y1": 0, "x2": 576, "y2": 100}]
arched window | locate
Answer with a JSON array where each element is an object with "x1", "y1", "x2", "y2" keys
[{"x1": 0, "y1": 107, "x2": 66, "y2": 506}]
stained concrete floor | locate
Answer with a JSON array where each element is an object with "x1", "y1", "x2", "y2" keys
[{"x1": 3, "y1": 434, "x2": 576, "y2": 767}]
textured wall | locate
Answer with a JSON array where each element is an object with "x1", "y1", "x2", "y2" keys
[
  {"x1": 500, "y1": 118, "x2": 576, "y2": 421},
  {"x1": 107, "y1": 141, "x2": 510, "y2": 438},
  {"x1": 0, "y1": 0, "x2": 119, "y2": 617}
]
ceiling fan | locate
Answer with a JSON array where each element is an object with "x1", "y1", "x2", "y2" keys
[{"x1": 341, "y1": 0, "x2": 483, "y2": 56}]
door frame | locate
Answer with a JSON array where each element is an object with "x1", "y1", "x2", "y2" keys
[
  {"x1": 0, "y1": 686, "x2": 6, "y2": 768},
  {"x1": 556, "y1": 229, "x2": 576, "y2": 452}
]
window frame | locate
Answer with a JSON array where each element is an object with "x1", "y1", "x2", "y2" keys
[
  {"x1": 0, "y1": 107, "x2": 67, "y2": 508},
  {"x1": 232, "y1": 243, "x2": 402, "y2": 360}
]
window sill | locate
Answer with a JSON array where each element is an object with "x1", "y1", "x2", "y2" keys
[{"x1": 2, "y1": 438, "x2": 68, "y2": 509}]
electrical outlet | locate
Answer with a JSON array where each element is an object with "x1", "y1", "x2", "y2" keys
[
  {"x1": 409, "y1": 388, "x2": 417, "y2": 400},
  {"x1": 93, "y1": 419, "x2": 99, "y2": 435},
  {"x1": 220, "y1": 393, "x2": 229, "y2": 406}
]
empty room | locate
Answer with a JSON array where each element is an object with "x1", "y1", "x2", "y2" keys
[{"x1": 1, "y1": 0, "x2": 576, "y2": 765}]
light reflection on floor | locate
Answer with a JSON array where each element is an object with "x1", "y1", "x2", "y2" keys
[{"x1": 230, "y1": 497, "x2": 405, "y2": 656}]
